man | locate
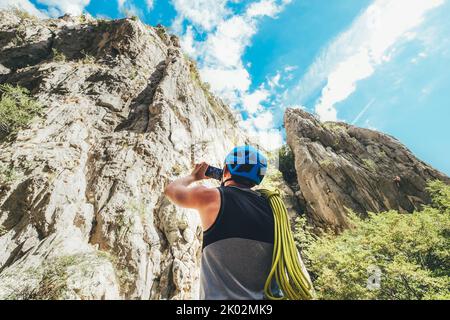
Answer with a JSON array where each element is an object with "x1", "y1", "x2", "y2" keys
[
  {"x1": 164, "y1": 145, "x2": 275, "y2": 300},
  {"x1": 393, "y1": 175, "x2": 401, "y2": 188}
]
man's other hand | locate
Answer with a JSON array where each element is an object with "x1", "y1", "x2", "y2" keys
[{"x1": 191, "y1": 162, "x2": 209, "y2": 181}]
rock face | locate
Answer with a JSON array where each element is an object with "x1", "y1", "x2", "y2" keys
[
  {"x1": 0, "y1": 11, "x2": 245, "y2": 299},
  {"x1": 284, "y1": 108, "x2": 449, "y2": 231}
]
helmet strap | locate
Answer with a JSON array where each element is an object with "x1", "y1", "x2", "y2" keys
[{"x1": 221, "y1": 178, "x2": 234, "y2": 187}]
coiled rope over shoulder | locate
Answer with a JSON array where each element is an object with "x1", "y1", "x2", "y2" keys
[{"x1": 258, "y1": 188, "x2": 314, "y2": 300}]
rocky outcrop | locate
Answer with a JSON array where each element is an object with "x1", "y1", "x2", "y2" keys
[
  {"x1": 284, "y1": 108, "x2": 449, "y2": 231},
  {"x1": 0, "y1": 11, "x2": 245, "y2": 299}
]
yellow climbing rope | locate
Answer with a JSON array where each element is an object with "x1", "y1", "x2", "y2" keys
[{"x1": 258, "y1": 188, "x2": 315, "y2": 300}]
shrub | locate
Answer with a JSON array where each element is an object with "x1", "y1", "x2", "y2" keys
[
  {"x1": 319, "y1": 158, "x2": 333, "y2": 168},
  {"x1": 426, "y1": 180, "x2": 450, "y2": 213},
  {"x1": 12, "y1": 7, "x2": 37, "y2": 21},
  {"x1": 0, "y1": 164, "x2": 19, "y2": 184},
  {"x1": 96, "y1": 19, "x2": 110, "y2": 32},
  {"x1": 296, "y1": 180, "x2": 450, "y2": 300},
  {"x1": 52, "y1": 48, "x2": 66, "y2": 62},
  {"x1": 0, "y1": 84, "x2": 42, "y2": 140},
  {"x1": 0, "y1": 225, "x2": 7, "y2": 236},
  {"x1": 362, "y1": 158, "x2": 377, "y2": 173},
  {"x1": 155, "y1": 24, "x2": 168, "y2": 42},
  {"x1": 79, "y1": 50, "x2": 96, "y2": 64},
  {"x1": 79, "y1": 14, "x2": 87, "y2": 23},
  {"x1": 323, "y1": 122, "x2": 347, "y2": 134}
]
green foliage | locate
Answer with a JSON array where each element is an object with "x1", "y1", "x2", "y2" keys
[
  {"x1": 426, "y1": 180, "x2": 450, "y2": 213},
  {"x1": 78, "y1": 14, "x2": 87, "y2": 24},
  {"x1": 19, "y1": 254, "x2": 86, "y2": 300},
  {"x1": 172, "y1": 164, "x2": 184, "y2": 176},
  {"x1": 115, "y1": 213, "x2": 134, "y2": 241},
  {"x1": 12, "y1": 7, "x2": 37, "y2": 21},
  {"x1": 96, "y1": 19, "x2": 111, "y2": 32},
  {"x1": 155, "y1": 24, "x2": 168, "y2": 42},
  {"x1": 0, "y1": 84, "x2": 42, "y2": 140},
  {"x1": 0, "y1": 164, "x2": 20, "y2": 184},
  {"x1": 185, "y1": 55, "x2": 225, "y2": 117},
  {"x1": 278, "y1": 145, "x2": 297, "y2": 185},
  {"x1": 323, "y1": 122, "x2": 347, "y2": 133},
  {"x1": 0, "y1": 225, "x2": 7, "y2": 236},
  {"x1": 362, "y1": 158, "x2": 377, "y2": 173},
  {"x1": 128, "y1": 199, "x2": 149, "y2": 223},
  {"x1": 377, "y1": 150, "x2": 387, "y2": 159},
  {"x1": 130, "y1": 67, "x2": 138, "y2": 80},
  {"x1": 187, "y1": 57, "x2": 213, "y2": 100},
  {"x1": 79, "y1": 50, "x2": 96, "y2": 64},
  {"x1": 294, "y1": 216, "x2": 317, "y2": 266},
  {"x1": 296, "y1": 180, "x2": 450, "y2": 300},
  {"x1": 11, "y1": 24, "x2": 27, "y2": 46},
  {"x1": 52, "y1": 48, "x2": 66, "y2": 62},
  {"x1": 319, "y1": 158, "x2": 333, "y2": 168},
  {"x1": 259, "y1": 167, "x2": 285, "y2": 194},
  {"x1": 4, "y1": 252, "x2": 115, "y2": 300},
  {"x1": 98, "y1": 250, "x2": 135, "y2": 294}
]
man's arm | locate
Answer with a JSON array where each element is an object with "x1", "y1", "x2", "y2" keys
[{"x1": 164, "y1": 162, "x2": 220, "y2": 229}]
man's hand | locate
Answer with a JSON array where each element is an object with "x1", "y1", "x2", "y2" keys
[
  {"x1": 164, "y1": 162, "x2": 221, "y2": 230},
  {"x1": 190, "y1": 162, "x2": 209, "y2": 181}
]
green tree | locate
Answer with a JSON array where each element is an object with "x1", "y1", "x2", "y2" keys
[
  {"x1": 278, "y1": 145, "x2": 297, "y2": 185},
  {"x1": 296, "y1": 181, "x2": 450, "y2": 300}
]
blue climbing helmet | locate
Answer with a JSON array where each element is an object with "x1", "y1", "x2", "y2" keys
[{"x1": 224, "y1": 145, "x2": 268, "y2": 185}]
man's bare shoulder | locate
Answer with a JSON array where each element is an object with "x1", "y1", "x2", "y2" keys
[{"x1": 190, "y1": 185, "x2": 220, "y2": 204}]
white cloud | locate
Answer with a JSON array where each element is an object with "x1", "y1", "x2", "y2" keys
[
  {"x1": 287, "y1": 104, "x2": 305, "y2": 110},
  {"x1": 239, "y1": 108, "x2": 283, "y2": 151},
  {"x1": 0, "y1": 0, "x2": 47, "y2": 18},
  {"x1": 1, "y1": 0, "x2": 91, "y2": 18},
  {"x1": 174, "y1": 0, "x2": 292, "y2": 146},
  {"x1": 117, "y1": 0, "x2": 126, "y2": 10},
  {"x1": 286, "y1": 0, "x2": 444, "y2": 121},
  {"x1": 204, "y1": 15, "x2": 256, "y2": 68},
  {"x1": 176, "y1": 0, "x2": 291, "y2": 105},
  {"x1": 172, "y1": 0, "x2": 229, "y2": 32},
  {"x1": 117, "y1": 0, "x2": 143, "y2": 17},
  {"x1": 247, "y1": 0, "x2": 286, "y2": 18},
  {"x1": 316, "y1": 48, "x2": 375, "y2": 121},
  {"x1": 244, "y1": 125, "x2": 283, "y2": 151},
  {"x1": 37, "y1": 0, "x2": 90, "y2": 16},
  {"x1": 252, "y1": 110, "x2": 274, "y2": 129},
  {"x1": 284, "y1": 65, "x2": 297, "y2": 72},
  {"x1": 145, "y1": 0, "x2": 154, "y2": 11},
  {"x1": 242, "y1": 88, "x2": 269, "y2": 114},
  {"x1": 268, "y1": 72, "x2": 281, "y2": 89},
  {"x1": 256, "y1": 129, "x2": 283, "y2": 150},
  {"x1": 179, "y1": 26, "x2": 198, "y2": 57},
  {"x1": 200, "y1": 67, "x2": 251, "y2": 105}
]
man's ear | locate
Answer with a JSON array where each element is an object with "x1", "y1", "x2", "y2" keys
[{"x1": 222, "y1": 165, "x2": 230, "y2": 178}]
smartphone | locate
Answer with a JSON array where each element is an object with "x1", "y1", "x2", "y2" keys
[{"x1": 205, "y1": 166, "x2": 223, "y2": 181}]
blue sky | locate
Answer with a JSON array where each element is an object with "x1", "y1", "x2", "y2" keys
[{"x1": 2, "y1": 0, "x2": 449, "y2": 175}]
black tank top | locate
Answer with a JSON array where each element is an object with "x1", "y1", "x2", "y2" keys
[{"x1": 200, "y1": 186, "x2": 275, "y2": 300}]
